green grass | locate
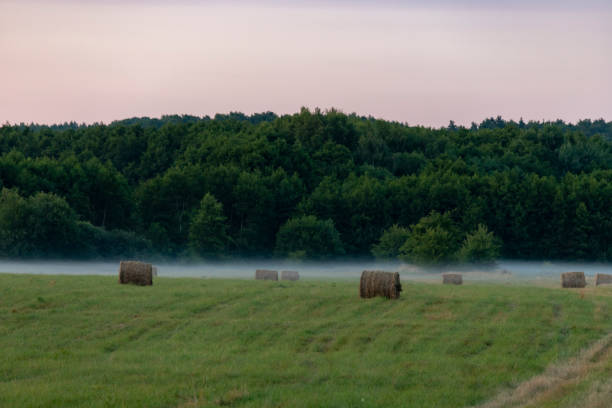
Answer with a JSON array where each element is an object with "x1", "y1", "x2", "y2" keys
[
  {"x1": 521, "y1": 334, "x2": 612, "y2": 408},
  {"x1": 1, "y1": 274, "x2": 611, "y2": 408}
]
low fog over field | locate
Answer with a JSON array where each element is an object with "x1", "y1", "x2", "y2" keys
[{"x1": 1, "y1": 260, "x2": 610, "y2": 285}]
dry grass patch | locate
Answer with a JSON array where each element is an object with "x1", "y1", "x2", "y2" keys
[
  {"x1": 215, "y1": 387, "x2": 249, "y2": 406},
  {"x1": 578, "y1": 378, "x2": 612, "y2": 408},
  {"x1": 474, "y1": 333, "x2": 612, "y2": 408}
]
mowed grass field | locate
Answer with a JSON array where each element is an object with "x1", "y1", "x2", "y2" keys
[{"x1": 1, "y1": 274, "x2": 612, "y2": 408}]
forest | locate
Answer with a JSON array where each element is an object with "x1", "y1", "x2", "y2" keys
[{"x1": 0, "y1": 109, "x2": 611, "y2": 262}]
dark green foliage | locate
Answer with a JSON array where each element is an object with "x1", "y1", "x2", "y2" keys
[
  {"x1": 275, "y1": 215, "x2": 344, "y2": 259},
  {"x1": 371, "y1": 225, "x2": 410, "y2": 259},
  {"x1": 0, "y1": 189, "x2": 32, "y2": 257},
  {"x1": 392, "y1": 151, "x2": 426, "y2": 176},
  {"x1": 0, "y1": 189, "x2": 79, "y2": 257},
  {"x1": 457, "y1": 224, "x2": 501, "y2": 263},
  {"x1": 0, "y1": 188, "x2": 150, "y2": 259},
  {"x1": 135, "y1": 165, "x2": 206, "y2": 250},
  {"x1": 188, "y1": 193, "x2": 229, "y2": 258},
  {"x1": 0, "y1": 110, "x2": 611, "y2": 260},
  {"x1": 399, "y1": 212, "x2": 462, "y2": 264},
  {"x1": 76, "y1": 221, "x2": 152, "y2": 259}
]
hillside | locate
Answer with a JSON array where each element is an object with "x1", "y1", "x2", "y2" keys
[{"x1": 1, "y1": 110, "x2": 611, "y2": 260}]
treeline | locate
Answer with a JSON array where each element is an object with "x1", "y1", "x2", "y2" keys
[{"x1": 1, "y1": 109, "x2": 611, "y2": 262}]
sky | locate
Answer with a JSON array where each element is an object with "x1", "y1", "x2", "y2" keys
[{"x1": 1, "y1": 0, "x2": 611, "y2": 127}]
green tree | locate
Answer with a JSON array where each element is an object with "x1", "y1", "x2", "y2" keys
[
  {"x1": 355, "y1": 131, "x2": 391, "y2": 167},
  {"x1": 568, "y1": 202, "x2": 593, "y2": 260},
  {"x1": 399, "y1": 212, "x2": 461, "y2": 264},
  {"x1": 392, "y1": 152, "x2": 426, "y2": 176},
  {"x1": 231, "y1": 171, "x2": 275, "y2": 253},
  {"x1": 275, "y1": 215, "x2": 344, "y2": 259},
  {"x1": 0, "y1": 188, "x2": 79, "y2": 257},
  {"x1": 188, "y1": 193, "x2": 229, "y2": 258},
  {"x1": 457, "y1": 224, "x2": 501, "y2": 263},
  {"x1": 0, "y1": 188, "x2": 29, "y2": 256},
  {"x1": 371, "y1": 225, "x2": 410, "y2": 259},
  {"x1": 26, "y1": 192, "x2": 80, "y2": 257},
  {"x1": 0, "y1": 111, "x2": 611, "y2": 261},
  {"x1": 136, "y1": 165, "x2": 206, "y2": 250}
]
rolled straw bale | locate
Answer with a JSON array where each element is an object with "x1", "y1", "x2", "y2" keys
[
  {"x1": 152, "y1": 266, "x2": 158, "y2": 277},
  {"x1": 118, "y1": 261, "x2": 153, "y2": 286},
  {"x1": 442, "y1": 273, "x2": 463, "y2": 285},
  {"x1": 359, "y1": 270, "x2": 402, "y2": 299},
  {"x1": 561, "y1": 272, "x2": 586, "y2": 288},
  {"x1": 281, "y1": 270, "x2": 300, "y2": 281},
  {"x1": 595, "y1": 273, "x2": 612, "y2": 286},
  {"x1": 255, "y1": 269, "x2": 278, "y2": 281}
]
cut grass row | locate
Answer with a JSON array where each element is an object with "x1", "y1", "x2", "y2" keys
[
  {"x1": 475, "y1": 332, "x2": 612, "y2": 408},
  {"x1": 1, "y1": 274, "x2": 611, "y2": 407}
]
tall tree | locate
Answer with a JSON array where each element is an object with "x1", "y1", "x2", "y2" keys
[{"x1": 189, "y1": 193, "x2": 229, "y2": 258}]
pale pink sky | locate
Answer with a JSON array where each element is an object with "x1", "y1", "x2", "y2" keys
[{"x1": 1, "y1": 0, "x2": 611, "y2": 127}]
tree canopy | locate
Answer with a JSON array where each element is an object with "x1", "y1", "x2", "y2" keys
[{"x1": 1, "y1": 110, "x2": 611, "y2": 261}]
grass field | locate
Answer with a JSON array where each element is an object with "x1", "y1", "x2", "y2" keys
[{"x1": 1, "y1": 274, "x2": 611, "y2": 407}]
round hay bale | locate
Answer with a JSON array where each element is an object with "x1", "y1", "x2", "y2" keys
[
  {"x1": 596, "y1": 273, "x2": 612, "y2": 286},
  {"x1": 118, "y1": 261, "x2": 153, "y2": 286},
  {"x1": 442, "y1": 273, "x2": 462, "y2": 285},
  {"x1": 359, "y1": 270, "x2": 402, "y2": 299},
  {"x1": 561, "y1": 272, "x2": 586, "y2": 288},
  {"x1": 255, "y1": 269, "x2": 278, "y2": 281},
  {"x1": 281, "y1": 270, "x2": 299, "y2": 281}
]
